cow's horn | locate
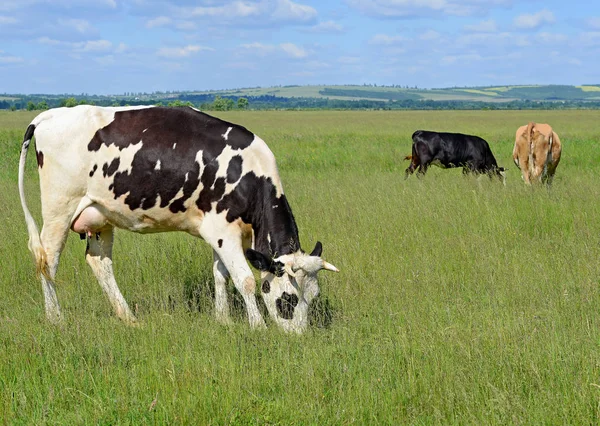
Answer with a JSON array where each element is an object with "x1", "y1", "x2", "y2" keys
[
  {"x1": 322, "y1": 261, "x2": 339, "y2": 272},
  {"x1": 284, "y1": 263, "x2": 296, "y2": 278}
]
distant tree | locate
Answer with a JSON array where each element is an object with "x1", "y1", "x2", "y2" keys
[
  {"x1": 237, "y1": 97, "x2": 249, "y2": 110},
  {"x1": 36, "y1": 101, "x2": 49, "y2": 110},
  {"x1": 10, "y1": 105, "x2": 16, "y2": 111},
  {"x1": 26, "y1": 101, "x2": 36, "y2": 111},
  {"x1": 212, "y1": 96, "x2": 229, "y2": 111},
  {"x1": 60, "y1": 97, "x2": 78, "y2": 107}
]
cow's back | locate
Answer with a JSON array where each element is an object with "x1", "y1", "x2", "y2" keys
[{"x1": 30, "y1": 105, "x2": 283, "y2": 234}]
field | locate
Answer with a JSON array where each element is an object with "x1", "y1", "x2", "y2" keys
[{"x1": 1, "y1": 109, "x2": 600, "y2": 423}]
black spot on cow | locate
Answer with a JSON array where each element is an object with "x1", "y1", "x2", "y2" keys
[
  {"x1": 102, "y1": 157, "x2": 120, "y2": 177},
  {"x1": 226, "y1": 155, "x2": 243, "y2": 184},
  {"x1": 36, "y1": 150, "x2": 44, "y2": 168},
  {"x1": 87, "y1": 107, "x2": 254, "y2": 212},
  {"x1": 218, "y1": 172, "x2": 300, "y2": 257},
  {"x1": 276, "y1": 292, "x2": 298, "y2": 320},
  {"x1": 89, "y1": 164, "x2": 98, "y2": 177},
  {"x1": 218, "y1": 239, "x2": 223, "y2": 248},
  {"x1": 262, "y1": 280, "x2": 270, "y2": 293}
]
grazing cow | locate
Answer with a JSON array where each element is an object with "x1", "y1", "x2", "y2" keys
[
  {"x1": 18, "y1": 105, "x2": 338, "y2": 333},
  {"x1": 404, "y1": 130, "x2": 506, "y2": 181},
  {"x1": 512, "y1": 122, "x2": 562, "y2": 185}
]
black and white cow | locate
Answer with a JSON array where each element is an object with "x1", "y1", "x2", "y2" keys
[
  {"x1": 404, "y1": 130, "x2": 506, "y2": 181},
  {"x1": 18, "y1": 105, "x2": 338, "y2": 333}
]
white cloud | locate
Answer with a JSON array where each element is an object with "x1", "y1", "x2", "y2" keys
[
  {"x1": 513, "y1": 9, "x2": 555, "y2": 30},
  {"x1": 586, "y1": 17, "x2": 600, "y2": 30},
  {"x1": 240, "y1": 42, "x2": 310, "y2": 58},
  {"x1": 58, "y1": 18, "x2": 94, "y2": 34},
  {"x1": 305, "y1": 20, "x2": 343, "y2": 33},
  {"x1": 0, "y1": 15, "x2": 18, "y2": 24},
  {"x1": 535, "y1": 32, "x2": 567, "y2": 44},
  {"x1": 280, "y1": 42, "x2": 309, "y2": 58},
  {"x1": 37, "y1": 36, "x2": 61, "y2": 45},
  {"x1": 156, "y1": 45, "x2": 213, "y2": 58},
  {"x1": 346, "y1": 0, "x2": 512, "y2": 19},
  {"x1": 180, "y1": 0, "x2": 316, "y2": 26},
  {"x1": 369, "y1": 34, "x2": 407, "y2": 45},
  {"x1": 146, "y1": 16, "x2": 172, "y2": 28},
  {"x1": 419, "y1": 30, "x2": 440, "y2": 40},
  {"x1": 0, "y1": 49, "x2": 23, "y2": 64},
  {"x1": 76, "y1": 39, "x2": 113, "y2": 52},
  {"x1": 272, "y1": 0, "x2": 317, "y2": 23},
  {"x1": 464, "y1": 19, "x2": 498, "y2": 33}
]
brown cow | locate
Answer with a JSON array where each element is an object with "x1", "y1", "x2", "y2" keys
[{"x1": 512, "y1": 122, "x2": 562, "y2": 185}]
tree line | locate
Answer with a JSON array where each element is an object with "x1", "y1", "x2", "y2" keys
[{"x1": 2, "y1": 94, "x2": 600, "y2": 112}]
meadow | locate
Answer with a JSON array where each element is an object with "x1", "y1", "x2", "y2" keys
[{"x1": 1, "y1": 109, "x2": 600, "y2": 424}]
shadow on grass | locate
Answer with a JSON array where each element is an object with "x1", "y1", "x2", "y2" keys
[{"x1": 131, "y1": 269, "x2": 337, "y2": 329}]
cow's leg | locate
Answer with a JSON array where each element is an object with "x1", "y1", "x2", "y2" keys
[
  {"x1": 201, "y1": 216, "x2": 265, "y2": 329},
  {"x1": 213, "y1": 250, "x2": 232, "y2": 324},
  {"x1": 39, "y1": 220, "x2": 72, "y2": 323},
  {"x1": 218, "y1": 247, "x2": 265, "y2": 329},
  {"x1": 85, "y1": 227, "x2": 136, "y2": 323}
]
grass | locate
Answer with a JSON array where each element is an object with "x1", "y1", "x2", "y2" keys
[{"x1": 2, "y1": 109, "x2": 600, "y2": 423}]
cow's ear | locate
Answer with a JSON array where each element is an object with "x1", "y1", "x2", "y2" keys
[
  {"x1": 310, "y1": 241, "x2": 323, "y2": 257},
  {"x1": 246, "y1": 249, "x2": 271, "y2": 271}
]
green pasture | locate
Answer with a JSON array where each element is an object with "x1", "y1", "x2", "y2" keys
[{"x1": 1, "y1": 109, "x2": 600, "y2": 423}]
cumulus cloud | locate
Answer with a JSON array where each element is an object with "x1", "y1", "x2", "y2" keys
[
  {"x1": 240, "y1": 42, "x2": 310, "y2": 58},
  {"x1": 586, "y1": 17, "x2": 600, "y2": 30},
  {"x1": 304, "y1": 20, "x2": 344, "y2": 33},
  {"x1": 146, "y1": 16, "x2": 172, "y2": 28},
  {"x1": 75, "y1": 39, "x2": 113, "y2": 52},
  {"x1": 58, "y1": 18, "x2": 95, "y2": 34},
  {"x1": 346, "y1": 0, "x2": 512, "y2": 19},
  {"x1": 464, "y1": 19, "x2": 498, "y2": 33},
  {"x1": 0, "y1": 15, "x2": 18, "y2": 24},
  {"x1": 177, "y1": 0, "x2": 317, "y2": 26},
  {"x1": 513, "y1": 9, "x2": 555, "y2": 30},
  {"x1": 0, "y1": 53, "x2": 24, "y2": 63},
  {"x1": 280, "y1": 42, "x2": 309, "y2": 58},
  {"x1": 156, "y1": 44, "x2": 213, "y2": 58}
]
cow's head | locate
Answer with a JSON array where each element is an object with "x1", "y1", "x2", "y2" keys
[{"x1": 246, "y1": 242, "x2": 338, "y2": 333}]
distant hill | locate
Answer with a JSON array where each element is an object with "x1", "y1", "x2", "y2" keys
[
  {"x1": 194, "y1": 84, "x2": 600, "y2": 102},
  {"x1": 3, "y1": 84, "x2": 600, "y2": 111}
]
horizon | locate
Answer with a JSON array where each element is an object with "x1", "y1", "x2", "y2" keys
[
  {"x1": 1, "y1": 1, "x2": 599, "y2": 95},
  {"x1": 4, "y1": 83, "x2": 600, "y2": 98}
]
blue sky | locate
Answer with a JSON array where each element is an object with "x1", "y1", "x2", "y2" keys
[{"x1": 1, "y1": 0, "x2": 599, "y2": 95}]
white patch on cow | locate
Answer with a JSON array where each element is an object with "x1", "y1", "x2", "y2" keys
[
  {"x1": 142, "y1": 128, "x2": 148, "y2": 133},
  {"x1": 222, "y1": 127, "x2": 233, "y2": 141},
  {"x1": 173, "y1": 143, "x2": 177, "y2": 149},
  {"x1": 272, "y1": 204, "x2": 278, "y2": 209},
  {"x1": 154, "y1": 159, "x2": 161, "y2": 171},
  {"x1": 184, "y1": 172, "x2": 189, "y2": 182}
]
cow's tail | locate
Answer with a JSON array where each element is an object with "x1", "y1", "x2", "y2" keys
[
  {"x1": 18, "y1": 123, "x2": 49, "y2": 278},
  {"x1": 526, "y1": 122, "x2": 535, "y2": 177}
]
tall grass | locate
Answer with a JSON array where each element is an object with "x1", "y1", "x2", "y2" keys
[{"x1": 1, "y1": 109, "x2": 600, "y2": 423}]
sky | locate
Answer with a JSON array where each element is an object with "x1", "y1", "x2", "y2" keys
[{"x1": 1, "y1": 0, "x2": 599, "y2": 95}]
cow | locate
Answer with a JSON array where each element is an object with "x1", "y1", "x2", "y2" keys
[
  {"x1": 512, "y1": 122, "x2": 562, "y2": 185},
  {"x1": 18, "y1": 105, "x2": 338, "y2": 333},
  {"x1": 404, "y1": 130, "x2": 506, "y2": 182}
]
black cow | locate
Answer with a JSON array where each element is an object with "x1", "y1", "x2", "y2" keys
[{"x1": 405, "y1": 130, "x2": 505, "y2": 181}]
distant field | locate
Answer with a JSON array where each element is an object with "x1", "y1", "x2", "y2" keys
[
  {"x1": 2, "y1": 109, "x2": 600, "y2": 423},
  {"x1": 187, "y1": 84, "x2": 600, "y2": 102}
]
